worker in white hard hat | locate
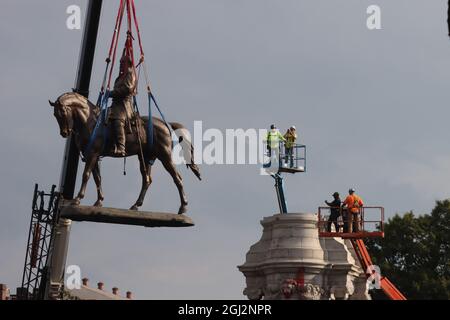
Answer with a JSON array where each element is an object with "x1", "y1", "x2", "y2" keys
[
  {"x1": 263, "y1": 124, "x2": 286, "y2": 171},
  {"x1": 283, "y1": 126, "x2": 297, "y2": 167},
  {"x1": 265, "y1": 124, "x2": 286, "y2": 156}
]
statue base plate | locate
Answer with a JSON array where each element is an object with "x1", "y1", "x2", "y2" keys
[{"x1": 59, "y1": 205, "x2": 194, "y2": 228}]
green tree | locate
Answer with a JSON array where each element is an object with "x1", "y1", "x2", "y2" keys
[{"x1": 365, "y1": 200, "x2": 450, "y2": 300}]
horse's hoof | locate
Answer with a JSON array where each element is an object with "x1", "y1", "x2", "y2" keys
[
  {"x1": 130, "y1": 205, "x2": 139, "y2": 211},
  {"x1": 178, "y1": 206, "x2": 187, "y2": 215},
  {"x1": 70, "y1": 198, "x2": 81, "y2": 206},
  {"x1": 93, "y1": 201, "x2": 103, "y2": 207}
]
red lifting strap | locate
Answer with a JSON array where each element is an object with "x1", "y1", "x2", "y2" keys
[
  {"x1": 108, "y1": 0, "x2": 124, "y2": 60},
  {"x1": 107, "y1": 0, "x2": 126, "y2": 89},
  {"x1": 105, "y1": 0, "x2": 146, "y2": 90},
  {"x1": 131, "y1": 0, "x2": 145, "y2": 59}
]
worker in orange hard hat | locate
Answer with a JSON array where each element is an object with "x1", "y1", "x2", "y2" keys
[{"x1": 341, "y1": 188, "x2": 364, "y2": 233}]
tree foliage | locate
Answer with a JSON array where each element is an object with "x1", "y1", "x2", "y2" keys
[{"x1": 365, "y1": 200, "x2": 450, "y2": 299}]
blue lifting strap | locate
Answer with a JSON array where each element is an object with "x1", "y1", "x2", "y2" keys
[
  {"x1": 146, "y1": 93, "x2": 154, "y2": 147},
  {"x1": 144, "y1": 94, "x2": 155, "y2": 166},
  {"x1": 132, "y1": 95, "x2": 153, "y2": 166},
  {"x1": 133, "y1": 93, "x2": 169, "y2": 148},
  {"x1": 149, "y1": 92, "x2": 174, "y2": 142},
  {"x1": 133, "y1": 92, "x2": 173, "y2": 166},
  {"x1": 95, "y1": 91, "x2": 103, "y2": 107},
  {"x1": 85, "y1": 90, "x2": 111, "y2": 157}
]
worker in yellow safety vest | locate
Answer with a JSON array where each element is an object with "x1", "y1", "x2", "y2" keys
[
  {"x1": 342, "y1": 188, "x2": 364, "y2": 233},
  {"x1": 283, "y1": 126, "x2": 297, "y2": 167},
  {"x1": 265, "y1": 124, "x2": 286, "y2": 157}
]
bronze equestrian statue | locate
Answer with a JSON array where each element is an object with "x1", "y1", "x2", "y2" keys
[{"x1": 48, "y1": 92, "x2": 201, "y2": 214}]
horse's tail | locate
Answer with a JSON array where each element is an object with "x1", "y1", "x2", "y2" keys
[{"x1": 170, "y1": 122, "x2": 202, "y2": 181}]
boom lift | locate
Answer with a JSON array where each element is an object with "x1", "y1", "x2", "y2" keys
[
  {"x1": 261, "y1": 141, "x2": 405, "y2": 299},
  {"x1": 263, "y1": 142, "x2": 306, "y2": 214},
  {"x1": 318, "y1": 207, "x2": 407, "y2": 300}
]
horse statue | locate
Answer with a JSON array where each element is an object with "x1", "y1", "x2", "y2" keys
[{"x1": 49, "y1": 92, "x2": 201, "y2": 214}]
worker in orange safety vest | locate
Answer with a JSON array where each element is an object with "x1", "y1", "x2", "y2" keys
[{"x1": 342, "y1": 188, "x2": 364, "y2": 233}]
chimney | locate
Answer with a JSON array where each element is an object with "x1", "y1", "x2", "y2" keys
[
  {"x1": 126, "y1": 291, "x2": 132, "y2": 299},
  {"x1": 82, "y1": 278, "x2": 89, "y2": 286},
  {"x1": 112, "y1": 287, "x2": 119, "y2": 295},
  {"x1": 97, "y1": 282, "x2": 104, "y2": 291},
  {"x1": 0, "y1": 284, "x2": 9, "y2": 300}
]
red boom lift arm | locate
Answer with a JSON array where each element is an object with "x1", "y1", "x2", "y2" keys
[{"x1": 350, "y1": 239, "x2": 406, "y2": 300}]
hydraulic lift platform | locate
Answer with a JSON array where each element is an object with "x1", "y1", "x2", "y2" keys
[
  {"x1": 263, "y1": 143, "x2": 306, "y2": 214},
  {"x1": 318, "y1": 206, "x2": 406, "y2": 300}
]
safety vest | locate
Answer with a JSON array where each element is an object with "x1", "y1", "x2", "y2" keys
[
  {"x1": 266, "y1": 130, "x2": 285, "y2": 148},
  {"x1": 284, "y1": 131, "x2": 297, "y2": 148},
  {"x1": 344, "y1": 194, "x2": 364, "y2": 213}
]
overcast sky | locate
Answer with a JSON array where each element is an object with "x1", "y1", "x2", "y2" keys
[{"x1": 0, "y1": 0, "x2": 449, "y2": 299}]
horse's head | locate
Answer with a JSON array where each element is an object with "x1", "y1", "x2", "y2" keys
[{"x1": 49, "y1": 97, "x2": 74, "y2": 138}]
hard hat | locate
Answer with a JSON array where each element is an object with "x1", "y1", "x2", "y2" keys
[
  {"x1": 290, "y1": 125, "x2": 296, "y2": 130},
  {"x1": 349, "y1": 188, "x2": 355, "y2": 193}
]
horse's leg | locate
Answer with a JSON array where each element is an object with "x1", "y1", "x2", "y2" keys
[
  {"x1": 161, "y1": 157, "x2": 188, "y2": 214},
  {"x1": 73, "y1": 154, "x2": 98, "y2": 205},
  {"x1": 130, "y1": 157, "x2": 152, "y2": 211},
  {"x1": 92, "y1": 161, "x2": 104, "y2": 207}
]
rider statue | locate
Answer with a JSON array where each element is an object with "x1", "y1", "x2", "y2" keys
[{"x1": 109, "y1": 54, "x2": 137, "y2": 156}]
